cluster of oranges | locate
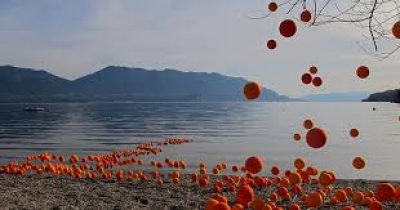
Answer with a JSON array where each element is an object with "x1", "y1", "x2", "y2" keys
[
  {"x1": 1, "y1": 136, "x2": 400, "y2": 209},
  {"x1": 293, "y1": 119, "x2": 327, "y2": 149},
  {"x1": 0, "y1": 138, "x2": 191, "y2": 179},
  {"x1": 203, "y1": 156, "x2": 400, "y2": 210},
  {"x1": 301, "y1": 66, "x2": 323, "y2": 87},
  {"x1": 265, "y1": 2, "x2": 313, "y2": 50}
]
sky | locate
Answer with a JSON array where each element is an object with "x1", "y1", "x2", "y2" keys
[{"x1": 0, "y1": 0, "x2": 399, "y2": 97}]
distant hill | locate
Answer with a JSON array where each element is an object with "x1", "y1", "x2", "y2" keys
[
  {"x1": 0, "y1": 65, "x2": 70, "y2": 95},
  {"x1": 362, "y1": 89, "x2": 400, "y2": 103},
  {"x1": 300, "y1": 91, "x2": 371, "y2": 102},
  {"x1": 0, "y1": 65, "x2": 291, "y2": 102}
]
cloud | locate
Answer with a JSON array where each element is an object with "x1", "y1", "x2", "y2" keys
[{"x1": 0, "y1": 0, "x2": 398, "y2": 97}]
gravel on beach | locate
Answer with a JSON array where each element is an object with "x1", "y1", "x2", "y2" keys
[{"x1": 1, "y1": 174, "x2": 400, "y2": 210}]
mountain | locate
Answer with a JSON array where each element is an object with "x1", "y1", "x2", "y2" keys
[
  {"x1": 362, "y1": 89, "x2": 400, "y2": 103},
  {"x1": 0, "y1": 65, "x2": 291, "y2": 102},
  {"x1": 72, "y1": 66, "x2": 290, "y2": 101},
  {"x1": 0, "y1": 65, "x2": 70, "y2": 95},
  {"x1": 300, "y1": 91, "x2": 371, "y2": 102}
]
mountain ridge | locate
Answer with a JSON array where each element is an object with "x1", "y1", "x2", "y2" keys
[
  {"x1": 0, "y1": 65, "x2": 291, "y2": 102},
  {"x1": 362, "y1": 88, "x2": 400, "y2": 103}
]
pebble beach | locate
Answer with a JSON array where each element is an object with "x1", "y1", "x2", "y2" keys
[{"x1": 1, "y1": 174, "x2": 399, "y2": 209}]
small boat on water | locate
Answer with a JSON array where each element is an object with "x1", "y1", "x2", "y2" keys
[{"x1": 24, "y1": 107, "x2": 45, "y2": 112}]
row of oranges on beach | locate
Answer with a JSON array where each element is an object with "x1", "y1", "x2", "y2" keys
[{"x1": 1, "y1": 137, "x2": 400, "y2": 209}]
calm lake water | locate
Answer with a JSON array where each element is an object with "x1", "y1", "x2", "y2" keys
[{"x1": 0, "y1": 102, "x2": 399, "y2": 180}]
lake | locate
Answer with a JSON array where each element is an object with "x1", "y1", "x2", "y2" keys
[{"x1": 0, "y1": 102, "x2": 399, "y2": 180}]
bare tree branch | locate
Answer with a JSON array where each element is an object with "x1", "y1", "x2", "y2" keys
[{"x1": 248, "y1": 0, "x2": 400, "y2": 58}]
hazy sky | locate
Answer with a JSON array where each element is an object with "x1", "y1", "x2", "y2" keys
[{"x1": 0, "y1": 0, "x2": 398, "y2": 97}]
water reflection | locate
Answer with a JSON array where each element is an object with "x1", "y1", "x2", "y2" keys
[{"x1": 0, "y1": 102, "x2": 399, "y2": 179}]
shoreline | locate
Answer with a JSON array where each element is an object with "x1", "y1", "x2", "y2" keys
[{"x1": 1, "y1": 174, "x2": 399, "y2": 209}]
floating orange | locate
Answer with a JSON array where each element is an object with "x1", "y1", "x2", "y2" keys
[
  {"x1": 301, "y1": 73, "x2": 312, "y2": 84},
  {"x1": 268, "y1": 2, "x2": 278, "y2": 12},
  {"x1": 294, "y1": 158, "x2": 306, "y2": 170},
  {"x1": 352, "y1": 157, "x2": 365, "y2": 170},
  {"x1": 270, "y1": 166, "x2": 280, "y2": 175},
  {"x1": 266, "y1": 40, "x2": 277, "y2": 50},
  {"x1": 309, "y1": 66, "x2": 318, "y2": 74},
  {"x1": 243, "y1": 82, "x2": 262, "y2": 100},
  {"x1": 356, "y1": 66, "x2": 369, "y2": 79},
  {"x1": 300, "y1": 10, "x2": 312, "y2": 22},
  {"x1": 392, "y1": 21, "x2": 400, "y2": 39},
  {"x1": 245, "y1": 156, "x2": 263, "y2": 174},
  {"x1": 232, "y1": 165, "x2": 238, "y2": 172},
  {"x1": 306, "y1": 127, "x2": 327, "y2": 149},
  {"x1": 279, "y1": 19, "x2": 297, "y2": 38},
  {"x1": 312, "y1": 76, "x2": 323, "y2": 87},
  {"x1": 350, "y1": 128, "x2": 359, "y2": 138},
  {"x1": 303, "y1": 119, "x2": 314, "y2": 130},
  {"x1": 293, "y1": 133, "x2": 301, "y2": 141}
]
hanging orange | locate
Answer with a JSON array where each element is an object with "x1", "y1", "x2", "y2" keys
[
  {"x1": 243, "y1": 81, "x2": 262, "y2": 100},
  {"x1": 268, "y1": 2, "x2": 278, "y2": 12},
  {"x1": 270, "y1": 166, "x2": 280, "y2": 175},
  {"x1": 306, "y1": 127, "x2": 327, "y2": 149},
  {"x1": 293, "y1": 133, "x2": 301, "y2": 141},
  {"x1": 232, "y1": 165, "x2": 238, "y2": 172},
  {"x1": 392, "y1": 21, "x2": 400, "y2": 39},
  {"x1": 312, "y1": 76, "x2": 323, "y2": 87},
  {"x1": 352, "y1": 157, "x2": 366, "y2": 170},
  {"x1": 303, "y1": 119, "x2": 314, "y2": 130},
  {"x1": 350, "y1": 128, "x2": 359, "y2": 138},
  {"x1": 267, "y1": 40, "x2": 277, "y2": 50},
  {"x1": 301, "y1": 73, "x2": 312, "y2": 84},
  {"x1": 294, "y1": 158, "x2": 305, "y2": 170},
  {"x1": 300, "y1": 10, "x2": 312, "y2": 22},
  {"x1": 279, "y1": 19, "x2": 297, "y2": 38},
  {"x1": 309, "y1": 66, "x2": 318, "y2": 74},
  {"x1": 356, "y1": 66, "x2": 369, "y2": 79},
  {"x1": 245, "y1": 156, "x2": 264, "y2": 174}
]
